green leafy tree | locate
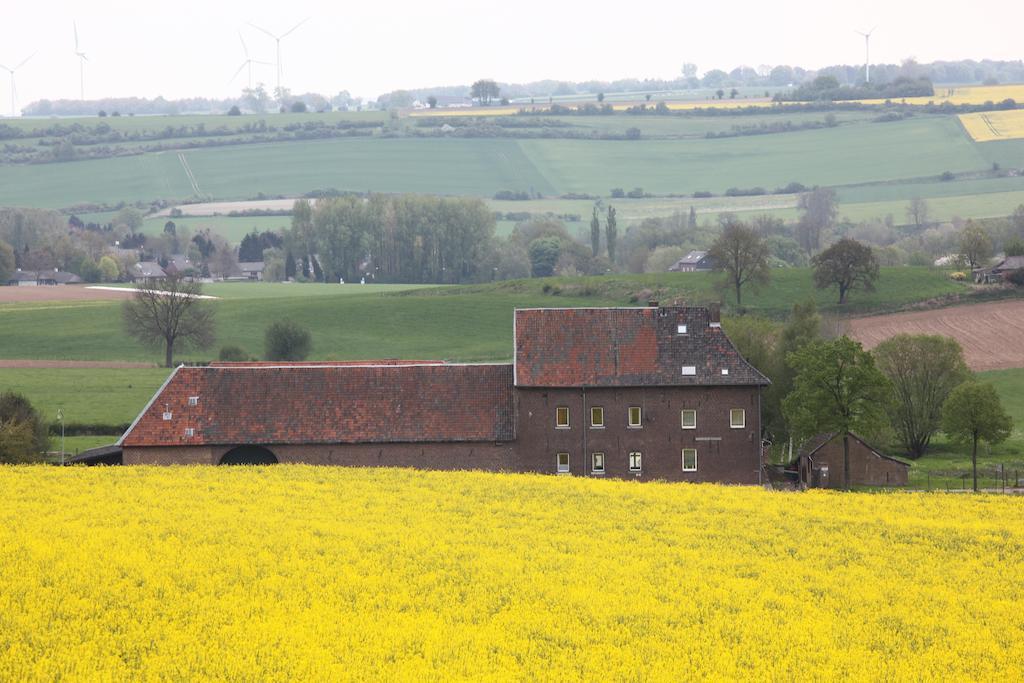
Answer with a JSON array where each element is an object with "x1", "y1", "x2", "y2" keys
[
  {"x1": 708, "y1": 218, "x2": 770, "y2": 307},
  {"x1": 688, "y1": 206, "x2": 697, "y2": 230},
  {"x1": 590, "y1": 206, "x2": 601, "y2": 258},
  {"x1": 98, "y1": 255, "x2": 120, "y2": 282},
  {"x1": 783, "y1": 337, "x2": 893, "y2": 490},
  {"x1": 605, "y1": 206, "x2": 618, "y2": 264},
  {"x1": 122, "y1": 275, "x2": 216, "y2": 367},
  {"x1": 0, "y1": 392, "x2": 49, "y2": 463},
  {"x1": 427, "y1": 96, "x2": 437, "y2": 109},
  {"x1": 78, "y1": 256, "x2": 102, "y2": 283},
  {"x1": 113, "y1": 207, "x2": 144, "y2": 233},
  {"x1": 528, "y1": 237, "x2": 561, "y2": 277},
  {"x1": 874, "y1": 335, "x2": 971, "y2": 458},
  {"x1": 265, "y1": 320, "x2": 312, "y2": 361},
  {"x1": 942, "y1": 382, "x2": 1013, "y2": 491},
  {"x1": 959, "y1": 220, "x2": 993, "y2": 270},
  {"x1": 812, "y1": 238, "x2": 879, "y2": 304},
  {"x1": 470, "y1": 79, "x2": 500, "y2": 105}
]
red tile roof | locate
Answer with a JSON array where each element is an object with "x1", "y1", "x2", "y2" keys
[
  {"x1": 121, "y1": 363, "x2": 515, "y2": 447},
  {"x1": 209, "y1": 360, "x2": 443, "y2": 367},
  {"x1": 515, "y1": 307, "x2": 770, "y2": 387}
]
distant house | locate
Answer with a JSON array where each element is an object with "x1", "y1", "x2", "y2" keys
[
  {"x1": 975, "y1": 255, "x2": 1024, "y2": 284},
  {"x1": 129, "y1": 262, "x2": 166, "y2": 284},
  {"x1": 6, "y1": 269, "x2": 82, "y2": 286},
  {"x1": 164, "y1": 254, "x2": 196, "y2": 277},
  {"x1": 668, "y1": 250, "x2": 714, "y2": 273},
  {"x1": 238, "y1": 262, "x2": 265, "y2": 281},
  {"x1": 796, "y1": 432, "x2": 909, "y2": 489}
]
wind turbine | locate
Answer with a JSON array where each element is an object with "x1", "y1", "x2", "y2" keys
[
  {"x1": 854, "y1": 26, "x2": 877, "y2": 84},
  {"x1": 0, "y1": 53, "x2": 33, "y2": 117},
  {"x1": 247, "y1": 18, "x2": 309, "y2": 98},
  {"x1": 230, "y1": 32, "x2": 272, "y2": 89},
  {"x1": 74, "y1": 21, "x2": 88, "y2": 100}
]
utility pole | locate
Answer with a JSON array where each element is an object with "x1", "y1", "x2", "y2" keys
[{"x1": 57, "y1": 408, "x2": 65, "y2": 465}]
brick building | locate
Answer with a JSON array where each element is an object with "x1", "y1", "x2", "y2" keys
[
  {"x1": 797, "y1": 432, "x2": 909, "y2": 488},
  {"x1": 118, "y1": 305, "x2": 770, "y2": 483}
]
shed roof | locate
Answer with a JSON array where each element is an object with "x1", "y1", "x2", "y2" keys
[
  {"x1": 798, "y1": 432, "x2": 910, "y2": 467},
  {"x1": 514, "y1": 306, "x2": 769, "y2": 388},
  {"x1": 121, "y1": 362, "x2": 515, "y2": 447}
]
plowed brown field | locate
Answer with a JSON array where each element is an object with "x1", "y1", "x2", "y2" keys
[
  {"x1": 0, "y1": 285, "x2": 133, "y2": 303},
  {"x1": 849, "y1": 300, "x2": 1024, "y2": 371}
]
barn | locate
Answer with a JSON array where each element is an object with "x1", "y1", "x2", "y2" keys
[
  {"x1": 797, "y1": 432, "x2": 910, "y2": 489},
  {"x1": 117, "y1": 305, "x2": 771, "y2": 483}
]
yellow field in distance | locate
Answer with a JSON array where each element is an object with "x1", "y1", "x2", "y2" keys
[
  {"x1": 412, "y1": 83, "x2": 1024, "y2": 117},
  {"x1": 959, "y1": 109, "x2": 1024, "y2": 141},
  {"x1": 1, "y1": 466, "x2": 1022, "y2": 680}
]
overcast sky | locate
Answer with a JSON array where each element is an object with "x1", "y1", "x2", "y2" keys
[{"x1": 0, "y1": 0, "x2": 1018, "y2": 114}]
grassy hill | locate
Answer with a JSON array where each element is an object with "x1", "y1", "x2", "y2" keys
[
  {"x1": 0, "y1": 269, "x2": 969, "y2": 364},
  {"x1": 1, "y1": 467, "x2": 1021, "y2": 679},
  {"x1": 0, "y1": 115, "x2": 1004, "y2": 211}
]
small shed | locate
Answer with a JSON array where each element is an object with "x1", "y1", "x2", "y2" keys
[{"x1": 797, "y1": 432, "x2": 909, "y2": 489}]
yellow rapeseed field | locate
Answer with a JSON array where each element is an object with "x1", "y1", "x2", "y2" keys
[
  {"x1": 959, "y1": 109, "x2": 1024, "y2": 142},
  {"x1": 1, "y1": 466, "x2": 1022, "y2": 680}
]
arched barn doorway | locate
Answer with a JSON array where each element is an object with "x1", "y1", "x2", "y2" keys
[{"x1": 218, "y1": 446, "x2": 279, "y2": 465}]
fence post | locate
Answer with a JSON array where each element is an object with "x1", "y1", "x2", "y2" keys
[{"x1": 927, "y1": 472, "x2": 930, "y2": 491}]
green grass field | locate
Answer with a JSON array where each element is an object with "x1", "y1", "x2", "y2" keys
[
  {"x1": 0, "y1": 116, "x2": 1000, "y2": 211},
  {"x1": 0, "y1": 268, "x2": 967, "y2": 365},
  {"x1": 0, "y1": 368, "x2": 170, "y2": 429},
  {"x1": 908, "y1": 369, "x2": 1024, "y2": 489},
  {"x1": 142, "y1": 215, "x2": 292, "y2": 243}
]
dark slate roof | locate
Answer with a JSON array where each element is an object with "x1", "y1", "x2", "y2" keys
[
  {"x1": 66, "y1": 444, "x2": 122, "y2": 465},
  {"x1": 131, "y1": 262, "x2": 166, "y2": 278},
  {"x1": 993, "y1": 256, "x2": 1024, "y2": 272},
  {"x1": 515, "y1": 306, "x2": 770, "y2": 388},
  {"x1": 798, "y1": 432, "x2": 910, "y2": 467},
  {"x1": 121, "y1": 363, "x2": 515, "y2": 447}
]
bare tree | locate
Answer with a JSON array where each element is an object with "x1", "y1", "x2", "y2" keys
[
  {"x1": 122, "y1": 275, "x2": 216, "y2": 367},
  {"x1": 796, "y1": 187, "x2": 838, "y2": 254},
  {"x1": 906, "y1": 197, "x2": 930, "y2": 230},
  {"x1": 708, "y1": 218, "x2": 771, "y2": 307}
]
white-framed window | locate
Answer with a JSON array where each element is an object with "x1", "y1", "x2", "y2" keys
[
  {"x1": 628, "y1": 451, "x2": 642, "y2": 472},
  {"x1": 162, "y1": 411, "x2": 172, "y2": 421},
  {"x1": 556, "y1": 452, "x2": 570, "y2": 473},
  {"x1": 681, "y1": 409, "x2": 697, "y2": 429},
  {"x1": 592, "y1": 452, "x2": 605, "y2": 474},
  {"x1": 681, "y1": 366, "x2": 696, "y2": 376},
  {"x1": 591, "y1": 406, "x2": 604, "y2": 428},
  {"x1": 682, "y1": 448, "x2": 698, "y2": 471},
  {"x1": 677, "y1": 324, "x2": 688, "y2": 334},
  {"x1": 628, "y1": 406, "x2": 642, "y2": 428},
  {"x1": 721, "y1": 368, "x2": 729, "y2": 376},
  {"x1": 188, "y1": 396, "x2": 199, "y2": 406},
  {"x1": 730, "y1": 408, "x2": 746, "y2": 429},
  {"x1": 184, "y1": 427, "x2": 195, "y2": 437},
  {"x1": 556, "y1": 406, "x2": 570, "y2": 429}
]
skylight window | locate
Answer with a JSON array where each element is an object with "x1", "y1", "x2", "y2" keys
[{"x1": 682, "y1": 366, "x2": 697, "y2": 376}]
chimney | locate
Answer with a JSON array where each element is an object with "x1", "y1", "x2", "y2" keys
[
  {"x1": 708, "y1": 304, "x2": 721, "y2": 327},
  {"x1": 647, "y1": 300, "x2": 659, "y2": 308}
]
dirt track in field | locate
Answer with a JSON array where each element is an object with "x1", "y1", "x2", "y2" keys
[
  {"x1": 849, "y1": 300, "x2": 1024, "y2": 372},
  {"x1": 0, "y1": 285, "x2": 134, "y2": 303},
  {"x1": 0, "y1": 360, "x2": 157, "y2": 368}
]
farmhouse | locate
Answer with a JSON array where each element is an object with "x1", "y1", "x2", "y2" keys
[
  {"x1": 117, "y1": 305, "x2": 770, "y2": 482},
  {"x1": 796, "y1": 432, "x2": 909, "y2": 489},
  {"x1": 975, "y1": 255, "x2": 1024, "y2": 284},
  {"x1": 129, "y1": 262, "x2": 167, "y2": 284},
  {"x1": 5, "y1": 269, "x2": 82, "y2": 286},
  {"x1": 668, "y1": 250, "x2": 714, "y2": 273}
]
